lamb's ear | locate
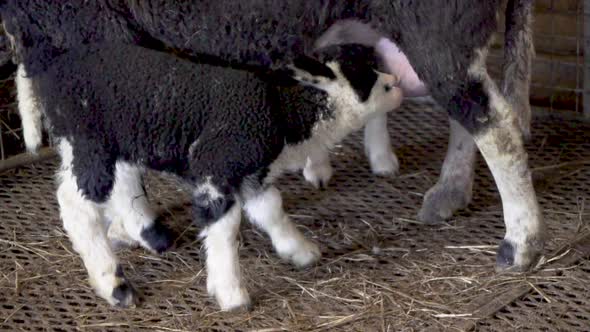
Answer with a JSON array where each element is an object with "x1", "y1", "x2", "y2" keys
[
  {"x1": 289, "y1": 55, "x2": 336, "y2": 91},
  {"x1": 314, "y1": 19, "x2": 382, "y2": 50}
]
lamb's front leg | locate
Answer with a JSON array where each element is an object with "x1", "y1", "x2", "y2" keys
[
  {"x1": 194, "y1": 181, "x2": 250, "y2": 311},
  {"x1": 363, "y1": 112, "x2": 399, "y2": 176},
  {"x1": 303, "y1": 146, "x2": 333, "y2": 189},
  {"x1": 243, "y1": 186, "x2": 321, "y2": 267}
]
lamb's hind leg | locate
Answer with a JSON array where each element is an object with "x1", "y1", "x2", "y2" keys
[
  {"x1": 193, "y1": 178, "x2": 250, "y2": 311},
  {"x1": 105, "y1": 162, "x2": 173, "y2": 253},
  {"x1": 56, "y1": 139, "x2": 135, "y2": 307}
]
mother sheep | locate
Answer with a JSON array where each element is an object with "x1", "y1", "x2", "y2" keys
[{"x1": 1, "y1": 0, "x2": 541, "y2": 288}]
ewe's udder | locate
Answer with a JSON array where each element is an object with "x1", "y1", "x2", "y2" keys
[{"x1": 376, "y1": 38, "x2": 428, "y2": 97}]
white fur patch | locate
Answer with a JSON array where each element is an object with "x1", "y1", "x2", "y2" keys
[
  {"x1": 105, "y1": 162, "x2": 156, "y2": 251},
  {"x1": 15, "y1": 64, "x2": 43, "y2": 152},
  {"x1": 203, "y1": 202, "x2": 250, "y2": 311},
  {"x1": 56, "y1": 139, "x2": 121, "y2": 305}
]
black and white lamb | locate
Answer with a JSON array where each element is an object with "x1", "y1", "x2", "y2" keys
[
  {"x1": 2, "y1": 0, "x2": 542, "y2": 292},
  {"x1": 34, "y1": 42, "x2": 403, "y2": 309}
]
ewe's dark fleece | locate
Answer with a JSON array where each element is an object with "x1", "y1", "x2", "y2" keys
[
  {"x1": 1, "y1": 0, "x2": 501, "y2": 132},
  {"x1": 38, "y1": 43, "x2": 329, "y2": 204}
]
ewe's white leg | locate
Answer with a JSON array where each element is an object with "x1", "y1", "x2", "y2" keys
[
  {"x1": 201, "y1": 202, "x2": 250, "y2": 311},
  {"x1": 105, "y1": 162, "x2": 172, "y2": 253},
  {"x1": 15, "y1": 64, "x2": 43, "y2": 152},
  {"x1": 363, "y1": 112, "x2": 399, "y2": 176},
  {"x1": 243, "y1": 186, "x2": 321, "y2": 267},
  {"x1": 472, "y1": 73, "x2": 544, "y2": 271},
  {"x1": 57, "y1": 140, "x2": 135, "y2": 307},
  {"x1": 303, "y1": 147, "x2": 333, "y2": 188}
]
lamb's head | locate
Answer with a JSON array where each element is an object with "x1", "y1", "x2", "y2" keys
[{"x1": 290, "y1": 44, "x2": 403, "y2": 119}]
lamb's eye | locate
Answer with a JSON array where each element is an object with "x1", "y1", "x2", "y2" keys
[{"x1": 384, "y1": 84, "x2": 392, "y2": 92}]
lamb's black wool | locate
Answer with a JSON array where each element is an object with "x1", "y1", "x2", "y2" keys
[
  {"x1": 38, "y1": 43, "x2": 382, "y2": 223},
  {"x1": 32, "y1": 42, "x2": 401, "y2": 309}
]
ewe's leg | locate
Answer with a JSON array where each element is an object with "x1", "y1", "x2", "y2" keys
[
  {"x1": 105, "y1": 162, "x2": 173, "y2": 253},
  {"x1": 56, "y1": 140, "x2": 135, "y2": 307},
  {"x1": 364, "y1": 112, "x2": 399, "y2": 176},
  {"x1": 243, "y1": 186, "x2": 321, "y2": 267},
  {"x1": 418, "y1": 118, "x2": 476, "y2": 223},
  {"x1": 303, "y1": 146, "x2": 333, "y2": 189},
  {"x1": 502, "y1": 0, "x2": 534, "y2": 139},
  {"x1": 449, "y1": 64, "x2": 544, "y2": 271}
]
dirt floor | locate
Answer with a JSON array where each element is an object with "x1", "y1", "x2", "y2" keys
[{"x1": 0, "y1": 100, "x2": 589, "y2": 331}]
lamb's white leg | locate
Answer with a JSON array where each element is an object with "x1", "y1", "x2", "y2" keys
[
  {"x1": 57, "y1": 140, "x2": 135, "y2": 307},
  {"x1": 303, "y1": 146, "x2": 333, "y2": 189},
  {"x1": 243, "y1": 186, "x2": 321, "y2": 267},
  {"x1": 105, "y1": 162, "x2": 173, "y2": 253},
  {"x1": 364, "y1": 112, "x2": 399, "y2": 176},
  {"x1": 201, "y1": 202, "x2": 250, "y2": 311}
]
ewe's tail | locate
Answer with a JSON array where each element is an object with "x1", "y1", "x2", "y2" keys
[{"x1": 15, "y1": 64, "x2": 43, "y2": 153}]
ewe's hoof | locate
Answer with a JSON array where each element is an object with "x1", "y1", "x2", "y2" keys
[
  {"x1": 418, "y1": 182, "x2": 471, "y2": 224},
  {"x1": 495, "y1": 239, "x2": 543, "y2": 273}
]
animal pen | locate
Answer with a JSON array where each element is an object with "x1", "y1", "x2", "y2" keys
[{"x1": 1, "y1": 1, "x2": 589, "y2": 331}]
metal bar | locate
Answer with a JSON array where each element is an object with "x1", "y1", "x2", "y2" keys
[
  {"x1": 585, "y1": 0, "x2": 590, "y2": 117},
  {"x1": 0, "y1": 147, "x2": 56, "y2": 174}
]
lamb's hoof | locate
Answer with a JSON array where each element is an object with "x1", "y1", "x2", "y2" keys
[
  {"x1": 140, "y1": 217, "x2": 174, "y2": 254},
  {"x1": 495, "y1": 239, "x2": 543, "y2": 273},
  {"x1": 112, "y1": 279, "x2": 138, "y2": 308},
  {"x1": 418, "y1": 182, "x2": 471, "y2": 224},
  {"x1": 303, "y1": 159, "x2": 333, "y2": 189},
  {"x1": 208, "y1": 282, "x2": 252, "y2": 312},
  {"x1": 281, "y1": 239, "x2": 322, "y2": 268},
  {"x1": 368, "y1": 150, "x2": 399, "y2": 176},
  {"x1": 93, "y1": 265, "x2": 138, "y2": 308}
]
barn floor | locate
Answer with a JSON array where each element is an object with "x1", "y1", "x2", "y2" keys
[{"x1": 1, "y1": 100, "x2": 589, "y2": 331}]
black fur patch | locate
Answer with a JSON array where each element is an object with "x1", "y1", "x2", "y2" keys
[
  {"x1": 115, "y1": 264, "x2": 125, "y2": 278},
  {"x1": 140, "y1": 217, "x2": 174, "y2": 254},
  {"x1": 315, "y1": 44, "x2": 379, "y2": 102},
  {"x1": 447, "y1": 79, "x2": 491, "y2": 134},
  {"x1": 292, "y1": 55, "x2": 336, "y2": 80},
  {"x1": 192, "y1": 193, "x2": 236, "y2": 226}
]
